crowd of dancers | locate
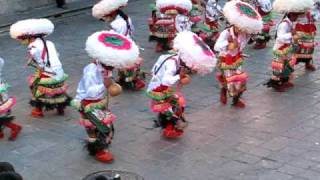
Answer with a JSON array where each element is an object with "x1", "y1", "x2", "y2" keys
[{"x1": 1, "y1": 0, "x2": 320, "y2": 164}]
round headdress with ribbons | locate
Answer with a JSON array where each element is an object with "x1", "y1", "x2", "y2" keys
[
  {"x1": 173, "y1": 31, "x2": 216, "y2": 75},
  {"x1": 10, "y1": 18, "x2": 54, "y2": 40},
  {"x1": 86, "y1": 30, "x2": 140, "y2": 69},
  {"x1": 223, "y1": 0, "x2": 263, "y2": 34}
]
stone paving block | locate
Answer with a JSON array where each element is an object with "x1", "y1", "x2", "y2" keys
[
  {"x1": 257, "y1": 170, "x2": 293, "y2": 180},
  {"x1": 297, "y1": 170, "x2": 320, "y2": 180},
  {"x1": 287, "y1": 157, "x2": 318, "y2": 169},
  {"x1": 262, "y1": 136, "x2": 297, "y2": 151},
  {"x1": 278, "y1": 164, "x2": 305, "y2": 176},
  {"x1": 235, "y1": 143, "x2": 272, "y2": 158}
]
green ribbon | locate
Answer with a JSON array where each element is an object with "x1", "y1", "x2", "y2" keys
[{"x1": 105, "y1": 36, "x2": 123, "y2": 46}]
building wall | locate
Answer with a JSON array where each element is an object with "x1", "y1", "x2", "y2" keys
[{"x1": 0, "y1": 0, "x2": 78, "y2": 15}]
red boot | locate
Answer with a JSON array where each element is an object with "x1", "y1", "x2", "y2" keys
[
  {"x1": 31, "y1": 108, "x2": 44, "y2": 118},
  {"x1": 4, "y1": 122, "x2": 22, "y2": 141},
  {"x1": 306, "y1": 63, "x2": 316, "y2": 71},
  {"x1": 135, "y1": 79, "x2": 146, "y2": 90},
  {"x1": 95, "y1": 150, "x2": 114, "y2": 163},
  {"x1": 57, "y1": 108, "x2": 65, "y2": 116},
  {"x1": 282, "y1": 82, "x2": 294, "y2": 89},
  {"x1": 0, "y1": 130, "x2": 4, "y2": 139},
  {"x1": 232, "y1": 98, "x2": 246, "y2": 108},
  {"x1": 220, "y1": 88, "x2": 227, "y2": 105},
  {"x1": 162, "y1": 124, "x2": 183, "y2": 138}
]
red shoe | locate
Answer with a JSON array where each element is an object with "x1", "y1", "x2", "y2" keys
[
  {"x1": 283, "y1": 82, "x2": 294, "y2": 89},
  {"x1": 4, "y1": 123, "x2": 22, "y2": 141},
  {"x1": 0, "y1": 131, "x2": 4, "y2": 139},
  {"x1": 274, "y1": 85, "x2": 287, "y2": 92},
  {"x1": 306, "y1": 63, "x2": 316, "y2": 71},
  {"x1": 135, "y1": 79, "x2": 145, "y2": 90},
  {"x1": 232, "y1": 99, "x2": 246, "y2": 108},
  {"x1": 31, "y1": 108, "x2": 44, "y2": 118},
  {"x1": 220, "y1": 88, "x2": 227, "y2": 105},
  {"x1": 253, "y1": 42, "x2": 266, "y2": 49},
  {"x1": 57, "y1": 108, "x2": 65, "y2": 116},
  {"x1": 95, "y1": 150, "x2": 114, "y2": 163},
  {"x1": 162, "y1": 124, "x2": 183, "y2": 138}
]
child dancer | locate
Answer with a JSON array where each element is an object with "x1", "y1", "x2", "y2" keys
[
  {"x1": 215, "y1": 0, "x2": 263, "y2": 107},
  {"x1": 92, "y1": 0, "x2": 145, "y2": 90},
  {"x1": 72, "y1": 30, "x2": 141, "y2": 163},
  {"x1": 0, "y1": 57, "x2": 22, "y2": 141},
  {"x1": 10, "y1": 19, "x2": 70, "y2": 117},
  {"x1": 147, "y1": 31, "x2": 216, "y2": 138}
]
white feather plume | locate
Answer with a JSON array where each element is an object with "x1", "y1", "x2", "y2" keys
[
  {"x1": 223, "y1": 0, "x2": 263, "y2": 34},
  {"x1": 10, "y1": 18, "x2": 54, "y2": 40},
  {"x1": 273, "y1": 0, "x2": 313, "y2": 13},
  {"x1": 85, "y1": 30, "x2": 140, "y2": 69},
  {"x1": 173, "y1": 31, "x2": 216, "y2": 75},
  {"x1": 92, "y1": 0, "x2": 128, "y2": 19}
]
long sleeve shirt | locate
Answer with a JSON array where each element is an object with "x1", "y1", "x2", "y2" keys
[
  {"x1": 214, "y1": 27, "x2": 250, "y2": 57},
  {"x1": 75, "y1": 63, "x2": 112, "y2": 101},
  {"x1": 28, "y1": 38, "x2": 64, "y2": 80},
  {"x1": 147, "y1": 55, "x2": 180, "y2": 91},
  {"x1": 274, "y1": 18, "x2": 293, "y2": 50},
  {"x1": 110, "y1": 15, "x2": 134, "y2": 38}
]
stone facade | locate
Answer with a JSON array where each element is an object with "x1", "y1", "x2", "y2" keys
[{"x1": 0, "y1": 0, "x2": 78, "y2": 15}]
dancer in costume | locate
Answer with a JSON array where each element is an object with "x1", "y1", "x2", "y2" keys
[
  {"x1": 149, "y1": 4, "x2": 176, "y2": 52},
  {"x1": 10, "y1": 19, "x2": 70, "y2": 117},
  {"x1": 147, "y1": 31, "x2": 216, "y2": 138},
  {"x1": 93, "y1": 0, "x2": 146, "y2": 91},
  {"x1": 253, "y1": 0, "x2": 273, "y2": 49},
  {"x1": 266, "y1": 0, "x2": 313, "y2": 91},
  {"x1": 149, "y1": 0, "x2": 193, "y2": 52},
  {"x1": 0, "y1": 58, "x2": 22, "y2": 141},
  {"x1": 292, "y1": 0, "x2": 320, "y2": 71},
  {"x1": 190, "y1": 0, "x2": 205, "y2": 34},
  {"x1": 215, "y1": 0, "x2": 263, "y2": 108},
  {"x1": 72, "y1": 31, "x2": 140, "y2": 163},
  {"x1": 199, "y1": 0, "x2": 223, "y2": 49}
]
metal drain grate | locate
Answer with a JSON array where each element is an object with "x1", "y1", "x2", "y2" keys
[{"x1": 83, "y1": 170, "x2": 144, "y2": 180}]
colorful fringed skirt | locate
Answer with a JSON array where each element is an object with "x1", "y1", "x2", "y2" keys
[
  {"x1": 294, "y1": 23, "x2": 317, "y2": 63},
  {"x1": 71, "y1": 98, "x2": 117, "y2": 129},
  {"x1": 216, "y1": 53, "x2": 248, "y2": 97},
  {"x1": 199, "y1": 20, "x2": 220, "y2": 49},
  {"x1": 148, "y1": 16, "x2": 176, "y2": 41},
  {"x1": 256, "y1": 11, "x2": 272, "y2": 44},
  {"x1": 190, "y1": 7, "x2": 202, "y2": 33},
  {"x1": 29, "y1": 71, "x2": 70, "y2": 110},
  {"x1": 0, "y1": 96, "x2": 16, "y2": 126},
  {"x1": 72, "y1": 98, "x2": 115, "y2": 154},
  {"x1": 146, "y1": 85, "x2": 186, "y2": 129},
  {"x1": 146, "y1": 85, "x2": 186, "y2": 116},
  {"x1": 267, "y1": 44, "x2": 295, "y2": 87}
]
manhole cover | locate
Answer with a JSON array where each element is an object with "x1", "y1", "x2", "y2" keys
[{"x1": 83, "y1": 170, "x2": 144, "y2": 180}]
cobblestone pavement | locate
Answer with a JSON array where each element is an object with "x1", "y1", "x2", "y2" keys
[{"x1": 1, "y1": 0, "x2": 320, "y2": 179}]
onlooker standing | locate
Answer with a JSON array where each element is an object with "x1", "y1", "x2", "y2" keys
[{"x1": 56, "y1": 0, "x2": 67, "y2": 9}]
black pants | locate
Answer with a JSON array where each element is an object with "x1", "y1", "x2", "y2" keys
[{"x1": 56, "y1": 0, "x2": 66, "y2": 7}]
